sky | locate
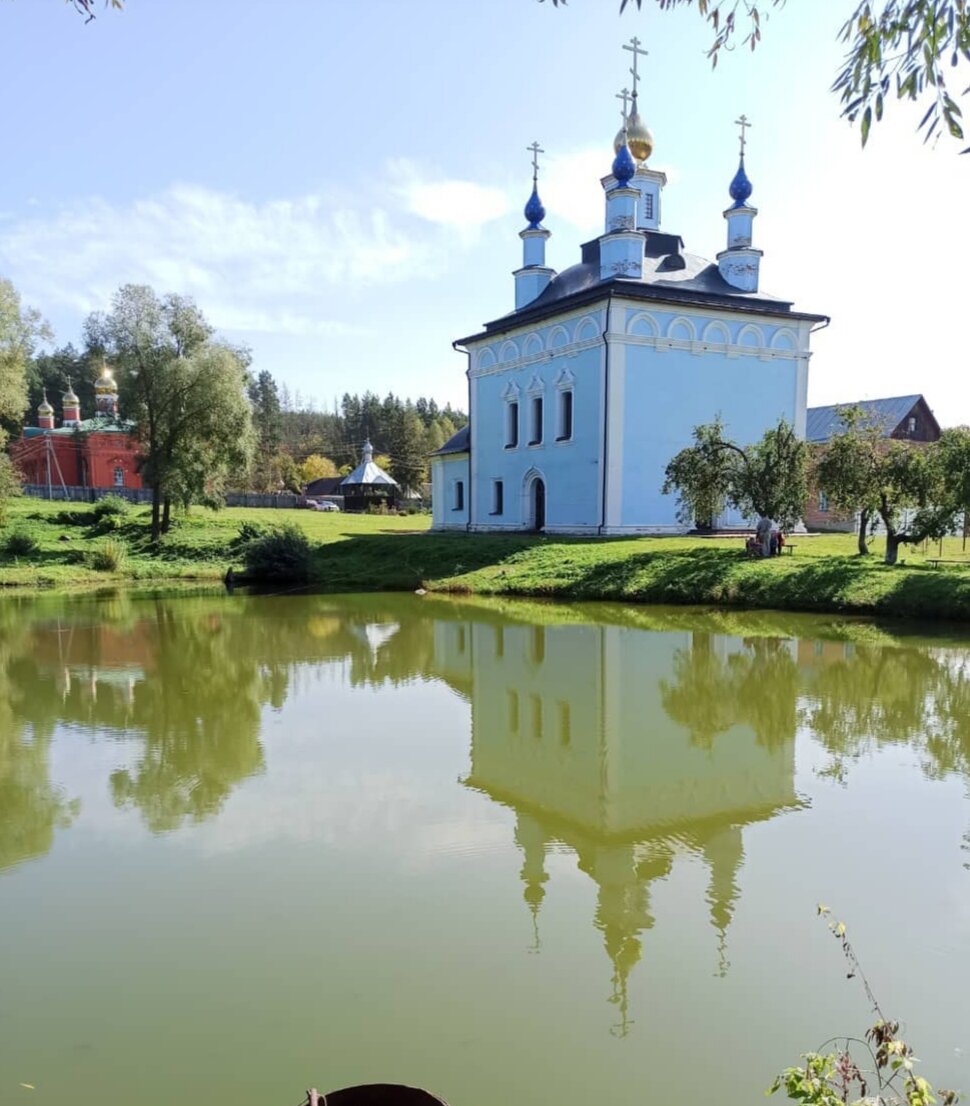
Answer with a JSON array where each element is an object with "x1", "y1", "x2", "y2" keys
[{"x1": 1, "y1": 0, "x2": 967, "y2": 423}]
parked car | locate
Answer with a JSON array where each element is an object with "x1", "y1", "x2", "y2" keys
[{"x1": 314, "y1": 501, "x2": 341, "y2": 512}]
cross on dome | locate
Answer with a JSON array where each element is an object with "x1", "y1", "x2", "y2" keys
[
  {"x1": 614, "y1": 40, "x2": 654, "y2": 163},
  {"x1": 728, "y1": 115, "x2": 754, "y2": 207},
  {"x1": 623, "y1": 36, "x2": 649, "y2": 97},
  {"x1": 735, "y1": 113, "x2": 752, "y2": 158},
  {"x1": 616, "y1": 87, "x2": 631, "y2": 123},
  {"x1": 527, "y1": 140, "x2": 544, "y2": 182},
  {"x1": 523, "y1": 141, "x2": 547, "y2": 228}
]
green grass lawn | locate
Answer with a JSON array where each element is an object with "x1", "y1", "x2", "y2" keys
[{"x1": 2, "y1": 496, "x2": 970, "y2": 621}]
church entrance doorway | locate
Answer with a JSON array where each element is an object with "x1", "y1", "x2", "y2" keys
[{"x1": 532, "y1": 477, "x2": 546, "y2": 532}]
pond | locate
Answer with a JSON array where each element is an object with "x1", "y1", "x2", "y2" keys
[{"x1": 1, "y1": 590, "x2": 968, "y2": 1106}]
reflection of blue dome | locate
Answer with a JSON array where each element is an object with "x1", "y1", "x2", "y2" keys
[
  {"x1": 524, "y1": 184, "x2": 546, "y2": 228},
  {"x1": 729, "y1": 157, "x2": 753, "y2": 207},
  {"x1": 612, "y1": 141, "x2": 636, "y2": 186}
]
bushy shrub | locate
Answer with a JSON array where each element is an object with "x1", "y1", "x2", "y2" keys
[
  {"x1": 242, "y1": 524, "x2": 313, "y2": 582},
  {"x1": 2, "y1": 529, "x2": 39, "y2": 557},
  {"x1": 90, "y1": 537, "x2": 129, "y2": 572},
  {"x1": 92, "y1": 495, "x2": 130, "y2": 520},
  {"x1": 231, "y1": 520, "x2": 269, "y2": 550},
  {"x1": 92, "y1": 514, "x2": 122, "y2": 535}
]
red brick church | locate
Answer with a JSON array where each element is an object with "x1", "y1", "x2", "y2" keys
[{"x1": 10, "y1": 366, "x2": 143, "y2": 492}]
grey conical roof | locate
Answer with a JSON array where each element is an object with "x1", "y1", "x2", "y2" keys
[{"x1": 339, "y1": 440, "x2": 398, "y2": 487}]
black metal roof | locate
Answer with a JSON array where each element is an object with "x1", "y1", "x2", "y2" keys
[
  {"x1": 456, "y1": 228, "x2": 828, "y2": 345},
  {"x1": 431, "y1": 425, "x2": 470, "y2": 456}
]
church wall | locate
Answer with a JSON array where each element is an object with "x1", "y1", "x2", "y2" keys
[
  {"x1": 466, "y1": 306, "x2": 608, "y2": 532},
  {"x1": 451, "y1": 617, "x2": 797, "y2": 836},
  {"x1": 431, "y1": 452, "x2": 469, "y2": 530},
  {"x1": 607, "y1": 303, "x2": 811, "y2": 532}
]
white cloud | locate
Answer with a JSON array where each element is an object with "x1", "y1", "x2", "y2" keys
[
  {"x1": 390, "y1": 158, "x2": 512, "y2": 249},
  {"x1": 0, "y1": 168, "x2": 508, "y2": 339}
]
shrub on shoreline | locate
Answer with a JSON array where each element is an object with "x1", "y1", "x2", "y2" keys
[{"x1": 242, "y1": 524, "x2": 313, "y2": 582}]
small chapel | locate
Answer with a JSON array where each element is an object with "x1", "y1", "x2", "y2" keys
[{"x1": 431, "y1": 40, "x2": 827, "y2": 534}]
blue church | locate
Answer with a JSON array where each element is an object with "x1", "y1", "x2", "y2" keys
[{"x1": 431, "y1": 42, "x2": 828, "y2": 535}]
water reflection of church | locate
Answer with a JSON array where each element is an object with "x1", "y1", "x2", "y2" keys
[
  {"x1": 430, "y1": 614, "x2": 802, "y2": 1033},
  {"x1": 10, "y1": 595, "x2": 966, "y2": 1034}
]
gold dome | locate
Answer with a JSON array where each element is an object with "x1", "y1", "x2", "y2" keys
[
  {"x1": 38, "y1": 395, "x2": 54, "y2": 415},
  {"x1": 613, "y1": 97, "x2": 654, "y2": 163},
  {"x1": 95, "y1": 367, "x2": 117, "y2": 394},
  {"x1": 62, "y1": 384, "x2": 79, "y2": 405}
]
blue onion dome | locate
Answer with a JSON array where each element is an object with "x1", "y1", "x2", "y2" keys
[
  {"x1": 729, "y1": 156, "x2": 753, "y2": 207},
  {"x1": 612, "y1": 139, "x2": 636, "y2": 187},
  {"x1": 524, "y1": 182, "x2": 546, "y2": 228}
]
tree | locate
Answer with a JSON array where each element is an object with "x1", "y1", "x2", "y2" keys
[
  {"x1": 247, "y1": 369, "x2": 286, "y2": 491},
  {"x1": 248, "y1": 370, "x2": 282, "y2": 456},
  {"x1": 662, "y1": 418, "x2": 809, "y2": 541},
  {"x1": 298, "y1": 453, "x2": 339, "y2": 484},
  {"x1": 813, "y1": 405, "x2": 886, "y2": 555},
  {"x1": 873, "y1": 439, "x2": 956, "y2": 564},
  {"x1": 545, "y1": 0, "x2": 970, "y2": 149},
  {"x1": 161, "y1": 344, "x2": 256, "y2": 516},
  {"x1": 85, "y1": 284, "x2": 254, "y2": 541},
  {"x1": 937, "y1": 425, "x2": 970, "y2": 523},
  {"x1": 388, "y1": 407, "x2": 428, "y2": 495},
  {"x1": 0, "y1": 278, "x2": 49, "y2": 523},
  {"x1": 660, "y1": 417, "x2": 738, "y2": 528}
]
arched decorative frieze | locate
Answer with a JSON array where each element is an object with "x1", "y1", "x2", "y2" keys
[
  {"x1": 477, "y1": 347, "x2": 496, "y2": 371},
  {"x1": 554, "y1": 366, "x2": 576, "y2": 390},
  {"x1": 575, "y1": 315, "x2": 599, "y2": 343},
  {"x1": 522, "y1": 332, "x2": 543, "y2": 358},
  {"x1": 737, "y1": 323, "x2": 764, "y2": 349},
  {"x1": 546, "y1": 324, "x2": 570, "y2": 350},
  {"x1": 666, "y1": 316, "x2": 696, "y2": 342},
  {"x1": 500, "y1": 339, "x2": 520, "y2": 363},
  {"x1": 627, "y1": 311, "x2": 660, "y2": 338},
  {"x1": 701, "y1": 320, "x2": 731, "y2": 347},
  {"x1": 770, "y1": 327, "x2": 798, "y2": 351}
]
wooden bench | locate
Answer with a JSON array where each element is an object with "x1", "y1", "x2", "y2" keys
[{"x1": 927, "y1": 559, "x2": 970, "y2": 568}]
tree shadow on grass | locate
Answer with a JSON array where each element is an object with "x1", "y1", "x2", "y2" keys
[{"x1": 311, "y1": 531, "x2": 572, "y2": 591}]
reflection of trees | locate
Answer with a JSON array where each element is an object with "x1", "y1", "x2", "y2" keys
[
  {"x1": 661, "y1": 633, "x2": 798, "y2": 752},
  {"x1": 0, "y1": 606, "x2": 78, "y2": 872},
  {"x1": 1, "y1": 593, "x2": 440, "y2": 840},
  {"x1": 108, "y1": 601, "x2": 270, "y2": 832},
  {"x1": 804, "y1": 645, "x2": 970, "y2": 787}
]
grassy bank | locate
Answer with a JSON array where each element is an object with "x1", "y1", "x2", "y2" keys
[{"x1": 2, "y1": 498, "x2": 970, "y2": 620}]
